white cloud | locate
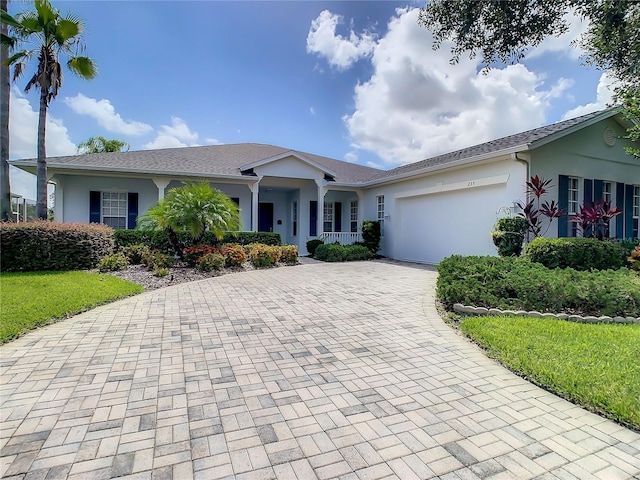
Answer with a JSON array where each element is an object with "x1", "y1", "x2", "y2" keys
[
  {"x1": 344, "y1": 151, "x2": 358, "y2": 163},
  {"x1": 8, "y1": 87, "x2": 77, "y2": 199},
  {"x1": 144, "y1": 117, "x2": 199, "y2": 150},
  {"x1": 205, "y1": 137, "x2": 223, "y2": 145},
  {"x1": 307, "y1": 10, "x2": 376, "y2": 71},
  {"x1": 310, "y1": 107, "x2": 316, "y2": 115},
  {"x1": 332, "y1": 8, "x2": 573, "y2": 167},
  {"x1": 528, "y1": 10, "x2": 589, "y2": 61},
  {"x1": 562, "y1": 72, "x2": 616, "y2": 119},
  {"x1": 64, "y1": 93, "x2": 153, "y2": 136}
]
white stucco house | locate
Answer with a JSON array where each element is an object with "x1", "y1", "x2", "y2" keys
[{"x1": 12, "y1": 107, "x2": 640, "y2": 263}]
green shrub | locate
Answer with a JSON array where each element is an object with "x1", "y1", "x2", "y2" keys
[
  {"x1": 141, "y1": 250, "x2": 174, "y2": 270},
  {"x1": 306, "y1": 239, "x2": 324, "y2": 257},
  {"x1": 629, "y1": 246, "x2": 640, "y2": 272},
  {"x1": 249, "y1": 244, "x2": 281, "y2": 267},
  {"x1": 280, "y1": 245, "x2": 299, "y2": 264},
  {"x1": 436, "y1": 255, "x2": 640, "y2": 317},
  {"x1": 97, "y1": 252, "x2": 129, "y2": 272},
  {"x1": 0, "y1": 221, "x2": 114, "y2": 272},
  {"x1": 314, "y1": 244, "x2": 374, "y2": 262},
  {"x1": 119, "y1": 244, "x2": 151, "y2": 265},
  {"x1": 197, "y1": 253, "x2": 225, "y2": 272},
  {"x1": 220, "y1": 244, "x2": 247, "y2": 267},
  {"x1": 153, "y1": 266, "x2": 170, "y2": 277},
  {"x1": 524, "y1": 237, "x2": 626, "y2": 271},
  {"x1": 114, "y1": 230, "x2": 281, "y2": 252},
  {"x1": 183, "y1": 245, "x2": 220, "y2": 267},
  {"x1": 362, "y1": 220, "x2": 381, "y2": 254},
  {"x1": 491, "y1": 217, "x2": 528, "y2": 257}
]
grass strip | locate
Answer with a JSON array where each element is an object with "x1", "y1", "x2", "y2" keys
[
  {"x1": 0, "y1": 271, "x2": 143, "y2": 344},
  {"x1": 460, "y1": 315, "x2": 640, "y2": 430}
]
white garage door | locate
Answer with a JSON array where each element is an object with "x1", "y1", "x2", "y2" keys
[{"x1": 394, "y1": 184, "x2": 505, "y2": 264}]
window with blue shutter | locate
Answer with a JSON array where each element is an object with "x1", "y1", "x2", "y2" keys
[
  {"x1": 558, "y1": 175, "x2": 569, "y2": 237},
  {"x1": 309, "y1": 201, "x2": 317, "y2": 237},
  {"x1": 616, "y1": 183, "x2": 625, "y2": 239},
  {"x1": 89, "y1": 191, "x2": 101, "y2": 223},
  {"x1": 127, "y1": 193, "x2": 138, "y2": 229}
]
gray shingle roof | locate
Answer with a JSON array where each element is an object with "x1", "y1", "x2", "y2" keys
[
  {"x1": 12, "y1": 108, "x2": 620, "y2": 186},
  {"x1": 14, "y1": 143, "x2": 384, "y2": 183},
  {"x1": 369, "y1": 108, "x2": 617, "y2": 181}
]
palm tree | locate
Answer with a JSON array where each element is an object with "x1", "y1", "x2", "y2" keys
[
  {"x1": 137, "y1": 182, "x2": 241, "y2": 257},
  {"x1": 77, "y1": 136, "x2": 130, "y2": 154},
  {"x1": 0, "y1": 0, "x2": 11, "y2": 221},
  {"x1": 1, "y1": 0, "x2": 96, "y2": 219}
]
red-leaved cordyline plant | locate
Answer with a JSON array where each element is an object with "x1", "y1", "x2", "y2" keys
[
  {"x1": 516, "y1": 176, "x2": 566, "y2": 240},
  {"x1": 571, "y1": 199, "x2": 622, "y2": 239}
]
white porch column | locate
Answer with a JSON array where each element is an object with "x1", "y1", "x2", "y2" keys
[
  {"x1": 152, "y1": 178, "x2": 171, "y2": 200},
  {"x1": 356, "y1": 190, "x2": 365, "y2": 230},
  {"x1": 249, "y1": 178, "x2": 262, "y2": 231},
  {"x1": 49, "y1": 176, "x2": 63, "y2": 222},
  {"x1": 315, "y1": 178, "x2": 326, "y2": 238}
]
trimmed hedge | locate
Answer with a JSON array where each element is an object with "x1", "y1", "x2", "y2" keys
[
  {"x1": 306, "y1": 239, "x2": 324, "y2": 257},
  {"x1": 114, "y1": 230, "x2": 281, "y2": 252},
  {"x1": 491, "y1": 217, "x2": 528, "y2": 257},
  {"x1": 524, "y1": 237, "x2": 627, "y2": 271},
  {"x1": 437, "y1": 255, "x2": 640, "y2": 317},
  {"x1": 314, "y1": 244, "x2": 374, "y2": 262},
  {"x1": 0, "y1": 222, "x2": 114, "y2": 272}
]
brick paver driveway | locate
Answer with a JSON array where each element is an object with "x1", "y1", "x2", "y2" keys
[{"x1": 1, "y1": 261, "x2": 639, "y2": 479}]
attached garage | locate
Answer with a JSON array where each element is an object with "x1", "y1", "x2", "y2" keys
[{"x1": 392, "y1": 175, "x2": 511, "y2": 264}]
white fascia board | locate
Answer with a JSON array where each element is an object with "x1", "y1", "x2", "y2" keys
[
  {"x1": 240, "y1": 151, "x2": 337, "y2": 177},
  {"x1": 393, "y1": 174, "x2": 510, "y2": 200},
  {"x1": 10, "y1": 161, "x2": 253, "y2": 183},
  {"x1": 358, "y1": 145, "x2": 529, "y2": 188}
]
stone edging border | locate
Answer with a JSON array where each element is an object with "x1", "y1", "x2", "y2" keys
[{"x1": 452, "y1": 303, "x2": 640, "y2": 324}]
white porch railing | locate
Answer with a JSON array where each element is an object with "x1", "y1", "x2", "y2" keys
[{"x1": 320, "y1": 232, "x2": 363, "y2": 245}]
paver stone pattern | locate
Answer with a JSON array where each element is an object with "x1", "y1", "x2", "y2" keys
[{"x1": 1, "y1": 261, "x2": 639, "y2": 479}]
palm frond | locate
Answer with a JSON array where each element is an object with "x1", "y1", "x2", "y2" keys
[
  {"x1": 0, "y1": 32, "x2": 16, "y2": 48},
  {"x1": 67, "y1": 55, "x2": 96, "y2": 79},
  {"x1": 56, "y1": 18, "x2": 80, "y2": 42},
  {"x1": 0, "y1": 10, "x2": 22, "y2": 29}
]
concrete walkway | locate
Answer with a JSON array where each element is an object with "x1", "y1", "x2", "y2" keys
[{"x1": 1, "y1": 261, "x2": 639, "y2": 480}]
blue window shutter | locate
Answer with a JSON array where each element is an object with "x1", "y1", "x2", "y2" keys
[
  {"x1": 625, "y1": 184, "x2": 634, "y2": 238},
  {"x1": 583, "y1": 178, "x2": 593, "y2": 207},
  {"x1": 616, "y1": 183, "x2": 625, "y2": 239},
  {"x1": 309, "y1": 201, "x2": 317, "y2": 237},
  {"x1": 334, "y1": 202, "x2": 342, "y2": 232},
  {"x1": 89, "y1": 191, "x2": 101, "y2": 223},
  {"x1": 558, "y1": 175, "x2": 569, "y2": 237},
  {"x1": 127, "y1": 193, "x2": 138, "y2": 229},
  {"x1": 593, "y1": 179, "x2": 603, "y2": 203}
]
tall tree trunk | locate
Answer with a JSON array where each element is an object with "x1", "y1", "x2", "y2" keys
[
  {"x1": 36, "y1": 88, "x2": 47, "y2": 220},
  {"x1": 0, "y1": 0, "x2": 11, "y2": 222}
]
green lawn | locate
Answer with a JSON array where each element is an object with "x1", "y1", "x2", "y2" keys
[
  {"x1": 460, "y1": 315, "x2": 640, "y2": 430},
  {"x1": 0, "y1": 271, "x2": 143, "y2": 344}
]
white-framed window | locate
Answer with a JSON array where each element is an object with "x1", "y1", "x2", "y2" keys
[
  {"x1": 633, "y1": 185, "x2": 640, "y2": 239},
  {"x1": 350, "y1": 200, "x2": 358, "y2": 233},
  {"x1": 377, "y1": 195, "x2": 384, "y2": 236},
  {"x1": 292, "y1": 201, "x2": 298, "y2": 236},
  {"x1": 568, "y1": 177, "x2": 579, "y2": 237},
  {"x1": 102, "y1": 192, "x2": 127, "y2": 229},
  {"x1": 602, "y1": 181, "x2": 613, "y2": 204},
  {"x1": 323, "y1": 202, "x2": 334, "y2": 233}
]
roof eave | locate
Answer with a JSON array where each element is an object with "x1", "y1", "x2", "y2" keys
[
  {"x1": 9, "y1": 160, "x2": 256, "y2": 182},
  {"x1": 358, "y1": 144, "x2": 531, "y2": 187},
  {"x1": 240, "y1": 150, "x2": 338, "y2": 177}
]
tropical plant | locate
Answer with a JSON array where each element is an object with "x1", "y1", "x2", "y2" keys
[
  {"x1": 1, "y1": 0, "x2": 97, "y2": 219},
  {"x1": 77, "y1": 136, "x2": 130, "y2": 154},
  {"x1": 361, "y1": 220, "x2": 381, "y2": 254},
  {"x1": 516, "y1": 176, "x2": 565, "y2": 240},
  {"x1": 571, "y1": 198, "x2": 623, "y2": 239},
  {"x1": 491, "y1": 216, "x2": 528, "y2": 257},
  {"x1": 136, "y1": 182, "x2": 240, "y2": 257}
]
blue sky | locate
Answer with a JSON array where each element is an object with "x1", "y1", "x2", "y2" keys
[{"x1": 7, "y1": 1, "x2": 613, "y2": 199}]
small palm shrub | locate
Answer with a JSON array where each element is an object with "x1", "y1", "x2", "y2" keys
[
  {"x1": 249, "y1": 245, "x2": 281, "y2": 267},
  {"x1": 220, "y1": 244, "x2": 247, "y2": 267},
  {"x1": 197, "y1": 253, "x2": 225, "y2": 272},
  {"x1": 97, "y1": 252, "x2": 129, "y2": 272},
  {"x1": 280, "y1": 245, "x2": 299, "y2": 264}
]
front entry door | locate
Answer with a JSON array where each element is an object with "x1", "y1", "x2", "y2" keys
[{"x1": 258, "y1": 203, "x2": 274, "y2": 232}]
